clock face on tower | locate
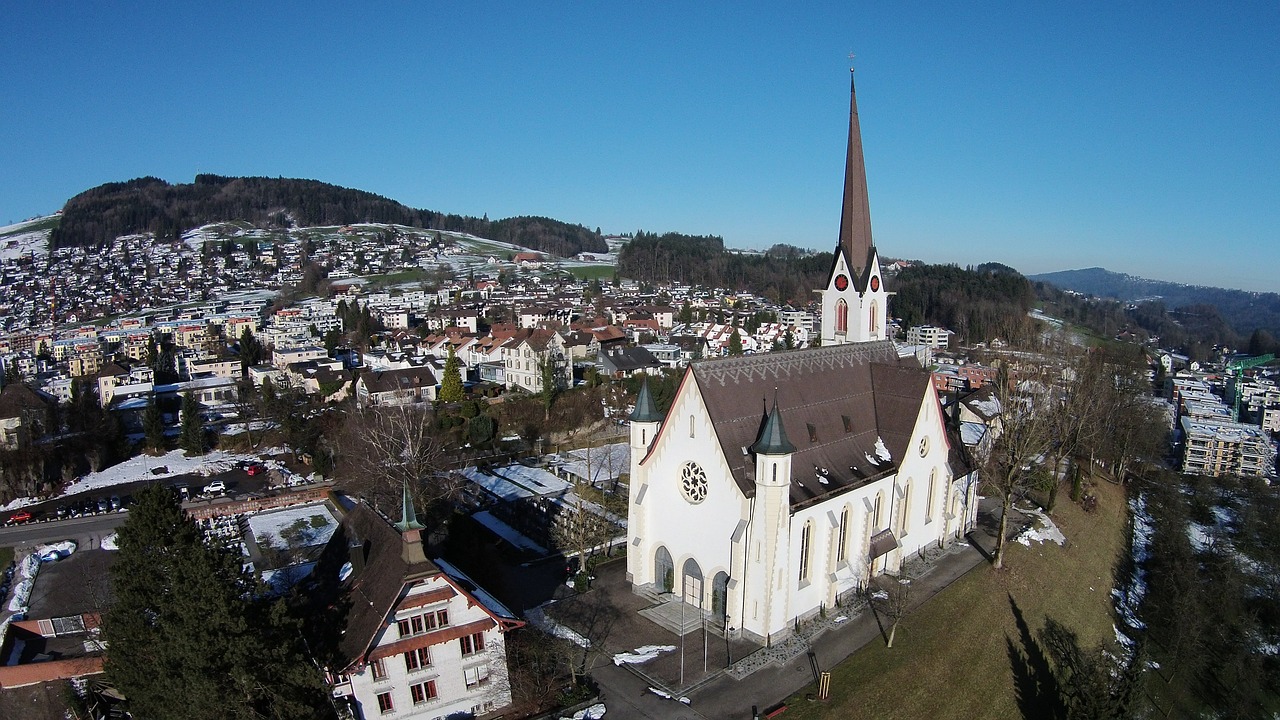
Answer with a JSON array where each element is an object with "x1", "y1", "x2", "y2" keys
[
  {"x1": 834, "y1": 274, "x2": 849, "y2": 291},
  {"x1": 870, "y1": 275, "x2": 880, "y2": 292}
]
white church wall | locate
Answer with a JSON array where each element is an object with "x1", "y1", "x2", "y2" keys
[{"x1": 629, "y1": 374, "x2": 748, "y2": 611}]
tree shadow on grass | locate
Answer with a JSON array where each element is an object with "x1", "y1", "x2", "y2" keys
[{"x1": 1005, "y1": 594, "x2": 1065, "y2": 720}]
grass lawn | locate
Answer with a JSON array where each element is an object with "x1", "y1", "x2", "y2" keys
[
  {"x1": 783, "y1": 478, "x2": 1130, "y2": 720},
  {"x1": 564, "y1": 264, "x2": 617, "y2": 281}
]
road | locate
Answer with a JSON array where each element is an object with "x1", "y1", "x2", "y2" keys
[{"x1": 0, "y1": 511, "x2": 130, "y2": 552}]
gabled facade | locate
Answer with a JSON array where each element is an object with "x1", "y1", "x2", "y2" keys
[
  {"x1": 328, "y1": 500, "x2": 523, "y2": 719},
  {"x1": 502, "y1": 330, "x2": 571, "y2": 394}
]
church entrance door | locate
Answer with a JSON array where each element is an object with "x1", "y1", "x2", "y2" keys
[
  {"x1": 683, "y1": 574, "x2": 702, "y2": 608},
  {"x1": 681, "y1": 557, "x2": 704, "y2": 608}
]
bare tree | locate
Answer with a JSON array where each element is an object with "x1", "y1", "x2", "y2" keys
[
  {"x1": 551, "y1": 491, "x2": 620, "y2": 589},
  {"x1": 337, "y1": 404, "x2": 458, "y2": 521},
  {"x1": 868, "y1": 574, "x2": 913, "y2": 648},
  {"x1": 983, "y1": 364, "x2": 1062, "y2": 570}
]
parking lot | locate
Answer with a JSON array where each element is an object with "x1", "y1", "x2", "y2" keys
[{"x1": 1, "y1": 459, "x2": 292, "y2": 527}]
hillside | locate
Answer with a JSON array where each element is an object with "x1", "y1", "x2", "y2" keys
[
  {"x1": 50, "y1": 175, "x2": 607, "y2": 258},
  {"x1": 1030, "y1": 267, "x2": 1280, "y2": 337}
]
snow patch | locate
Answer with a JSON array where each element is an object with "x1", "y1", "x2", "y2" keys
[
  {"x1": 527, "y1": 605, "x2": 590, "y2": 648},
  {"x1": 561, "y1": 703, "x2": 606, "y2": 720},
  {"x1": 1015, "y1": 506, "x2": 1066, "y2": 547},
  {"x1": 612, "y1": 644, "x2": 675, "y2": 666},
  {"x1": 34, "y1": 541, "x2": 76, "y2": 562}
]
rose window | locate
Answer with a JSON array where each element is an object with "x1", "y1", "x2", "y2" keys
[{"x1": 680, "y1": 462, "x2": 708, "y2": 504}]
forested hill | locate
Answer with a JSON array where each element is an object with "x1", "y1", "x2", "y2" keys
[
  {"x1": 893, "y1": 263, "x2": 1040, "y2": 346},
  {"x1": 617, "y1": 232, "x2": 832, "y2": 304},
  {"x1": 50, "y1": 175, "x2": 607, "y2": 258},
  {"x1": 1030, "y1": 267, "x2": 1280, "y2": 337}
]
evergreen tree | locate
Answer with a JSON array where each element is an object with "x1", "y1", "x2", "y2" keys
[
  {"x1": 179, "y1": 392, "x2": 205, "y2": 455},
  {"x1": 102, "y1": 485, "x2": 331, "y2": 720},
  {"x1": 239, "y1": 328, "x2": 264, "y2": 373},
  {"x1": 439, "y1": 347, "x2": 465, "y2": 403},
  {"x1": 727, "y1": 329, "x2": 743, "y2": 356},
  {"x1": 678, "y1": 300, "x2": 694, "y2": 324},
  {"x1": 143, "y1": 398, "x2": 166, "y2": 454}
]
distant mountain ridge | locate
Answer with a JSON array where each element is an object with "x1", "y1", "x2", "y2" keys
[
  {"x1": 1029, "y1": 267, "x2": 1280, "y2": 337},
  {"x1": 51, "y1": 174, "x2": 607, "y2": 258}
]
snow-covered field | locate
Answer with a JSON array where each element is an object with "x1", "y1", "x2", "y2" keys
[{"x1": 0, "y1": 216, "x2": 53, "y2": 261}]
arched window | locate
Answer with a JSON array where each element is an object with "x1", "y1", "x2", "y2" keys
[
  {"x1": 901, "y1": 481, "x2": 912, "y2": 535},
  {"x1": 869, "y1": 301, "x2": 879, "y2": 335},
  {"x1": 689, "y1": 414, "x2": 695, "y2": 438},
  {"x1": 837, "y1": 505, "x2": 850, "y2": 563},
  {"x1": 873, "y1": 492, "x2": 884, "y2": 530},
  {"x1": 798, "y1": 521, "x2": 813, "y2": 583},
  {"x1": 835, "y1": 300, "x2": 848, "y2": 335},
  {"x1": 926, "y1": 469, "x2": 937, "y2": 523}
]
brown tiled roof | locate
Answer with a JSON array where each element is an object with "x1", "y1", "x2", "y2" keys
[
  {"x1": 0, "y1": 383, "x2": 53, "y2": 420},
  {"x1": 335, "y1": 504, "x2": 440, "y2": 670},
  {"x1": 359, "y1": 367, "x2": 437, "y2": 395},
  {"x1": 687, "y1": 341, "x2": 937, "y2": 508}
]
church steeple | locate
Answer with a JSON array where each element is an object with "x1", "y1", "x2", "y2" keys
[
  {"x1": 838, "y1": 69, "x2": 875, "y2": 274},
  {"x1": 752, "y1": 395, "x2": 796, "y2": 456}
]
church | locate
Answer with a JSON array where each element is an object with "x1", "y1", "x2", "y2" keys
[{"x1": 625, "y1": 72, "x2": 980, "y2": 645}]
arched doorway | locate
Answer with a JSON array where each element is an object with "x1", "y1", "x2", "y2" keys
[
  {"x1": 711, "y1": 571, "x2": 729, "y2": 621},
  {"x1": 655, "y1": 546, "x2": 674, "y2": 593},
  {"x1": 682, "y1": 558, "x2": 703, "y2": 608}
]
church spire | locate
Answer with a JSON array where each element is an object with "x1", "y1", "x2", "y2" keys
[{"x1": 838, "y1": 69, "x2": 875, "y2": 272}]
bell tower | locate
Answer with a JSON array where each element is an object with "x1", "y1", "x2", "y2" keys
[{"x1": 820, "y1": 69, "x2": 888, "y2": 346}]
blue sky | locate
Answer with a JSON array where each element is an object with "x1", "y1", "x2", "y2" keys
[{"x1": 3, "y1": 3, "x2": 1277, "y2": 291}]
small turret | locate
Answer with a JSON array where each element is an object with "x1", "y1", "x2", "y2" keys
[
  {"x1": 752, "y1": 396, "x2": 796, "y2": 456},
  {"x1": 395, "y1": 480, "x2": 428, "y2": 565},
  {"x1": 629, "y1": 376, "x2": 663, "y2": 423}
]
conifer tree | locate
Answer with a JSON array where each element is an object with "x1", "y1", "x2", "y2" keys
[
  {"x1": 179, "y1": 392, "x2": 205, "y2": 455},
  {"x1": 439, "y1": 346, "x2": 465, "y2": 403},
  {"x1": 143, "y1": 398, "x2": 165, "y2": 454},
  {"x1": 103, "y1": 484, "x2": 330, "y2": 719}
]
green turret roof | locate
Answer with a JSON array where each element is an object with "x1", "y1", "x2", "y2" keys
[
  {"x1": 394, "y1": 480, "x2": 425, "y2": 532},
  {"x1": 752, "y1": 397, "x2": 796, "y2": 456},
  {"x1": 629, "y1": 377, "x2": 664, "y2": 423}
]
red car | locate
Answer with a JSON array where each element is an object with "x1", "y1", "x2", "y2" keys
[
  {"x1": 246, "y1": 464, "x2": 265, "y2": 476},
  {"x1": 7, "y1": 510, "x2": 33, "y2": 524}
]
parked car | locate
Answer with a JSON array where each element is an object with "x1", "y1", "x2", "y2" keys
[
  {"x1": 204, "y1": 480, "x2": 227, "y2": 495},
  {"x1": 246, "y1": 464, "x2": 266, "y2": 477},
  {"x1": 110, "y1": 496, "x2": 122, "y2": 510},
  {"x1": 97, "y1": 498, "x2": 112, "y2": 514},
  {"x1": 7, "y1": 511, "x2": 33, "y2": 525}
]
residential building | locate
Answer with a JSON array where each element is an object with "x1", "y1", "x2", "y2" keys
[
  {"x1": 326, "y1": 498, "x2": 522, "y2": 719},
  {"x1": 1180, "y1": 416, "x2": 1277, "y2": 479},
  {"x1": 906, "y1": 325, "x2": 952, "y2": 349}
]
